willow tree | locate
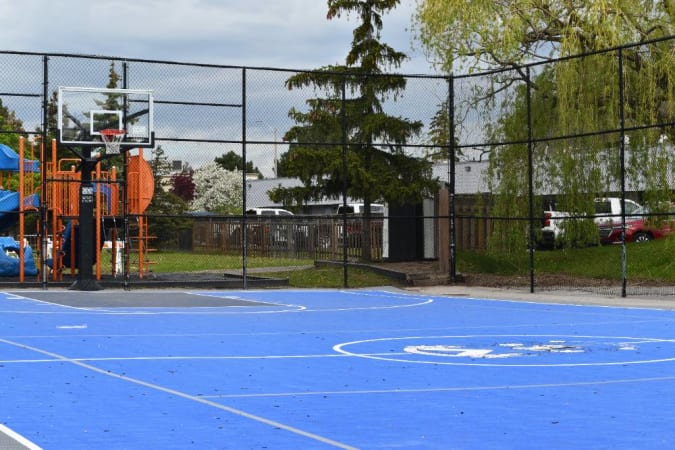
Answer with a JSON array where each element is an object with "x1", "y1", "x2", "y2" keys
[
  {"x1": 270, "y1": 0, "x2": 438, "y2": 261},
  {"x1": 415, "y1": 0, "x2": 675, "y2": 251}
]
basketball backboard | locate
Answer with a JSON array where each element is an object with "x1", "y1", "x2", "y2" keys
[{"x1": 57, "y1": 86, "x2": 154, "y2": 149}]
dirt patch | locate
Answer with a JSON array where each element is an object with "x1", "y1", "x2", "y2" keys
[{"x1": 371, "y1": 261, "x2": 654, "y2": 289}]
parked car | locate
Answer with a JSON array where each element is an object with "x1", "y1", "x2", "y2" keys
[
  {"x1": 599, "y1": 204, "x2": 675, "y2": 244},
  {"x1": 335, "y1": 203, "x2": 385, "y2": 248},
  {"x1": 245, "y1": 208, "x2": 295, "y2": 245},
  {"x1": 246, "y1": 208, "x2": 294, "y2": 217},
  {"x1": 594, "y1": 197, "x2": 642, "y2": 226},
  {"x1": 540, "y1": 198, "x2": 643, "y2": 248},
  {"x1": 336, "y1": 203, "x2": 385, "y2": 215},
  {"x1": 539, "y1": 208, "x2": 570, "y2": 248}
]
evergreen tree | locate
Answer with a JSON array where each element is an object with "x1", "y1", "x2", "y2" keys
[
  {"x1": 271, "y1": 0, "x2": 438, "y2": 261},
  {"x1": 0, "y1": 98, "x2": 25, "y2": 150},
  {"x1": 146, "y1": 145, "x2": 190, "y2": 249},
  {"x1": 426, "y1": 99, "x2": 462, "y2": 161}
]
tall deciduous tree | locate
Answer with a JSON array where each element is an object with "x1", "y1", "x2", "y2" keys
[
  {"x1": 214, "y1": 150, "x2": 262, "y2": 178},
  {"x1": 416, "y1": 0, "x2": 674, "y2": 251},
  {"x1": 190, "y1": 162, "x2": 243, "y2": 214},
  {"x1": 415, "y1": 0, "x2": 674, "y2": 72},
  {"x1": 271, "y1": 0, "x2": 438, "y2": 261},
  {"x1": 170, "y1": 171, "x2": 195, "y2": 202}
]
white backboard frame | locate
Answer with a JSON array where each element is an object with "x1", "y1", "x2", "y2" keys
[{"x1": 57, "y1": 86, "x2": 154, "y2": 148}]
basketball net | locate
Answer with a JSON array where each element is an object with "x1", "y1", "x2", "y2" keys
[{"x1": 99, "y1": 129, "x2": 125, "y2": 155}]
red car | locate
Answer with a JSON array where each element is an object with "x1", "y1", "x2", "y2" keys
[{"x1": 599, "y1": 205, "x2": 675, "y2": 244}]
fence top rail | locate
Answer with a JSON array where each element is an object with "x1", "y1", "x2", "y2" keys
[{"x1": 0, "y1": 33, "x2": 671, "y2": 80}]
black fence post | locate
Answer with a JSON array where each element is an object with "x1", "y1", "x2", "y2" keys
[
  {"x1": 341, "y1": 75, "x2": 348, "y2": 289},
  {"x1": 447, "y1": 75, "x2": 457, "y2": 282},
  {"x1": 40, "y1": 55, "x2": 49, "y2": 290},
  {"x1": 618, "y1": 48, "x2": 628, "y2": 298},
  {"x1": 242, "y1": 67, "x2": 248, "y2": 289},
  {"x1": 122, "y1": 62, "x2": 130, "y2": 291},
  {"x1": 526, "y1": 67, "x2": 535, "y2": 294}
]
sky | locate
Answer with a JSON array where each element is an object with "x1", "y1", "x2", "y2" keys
[
  {"x1": 0, "y1": 0, "x2": 434, "y2": 74},
  {"x1": 0, "y1": 0, "x2": 443, "y2": 177}
]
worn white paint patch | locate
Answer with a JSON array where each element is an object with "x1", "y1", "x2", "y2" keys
[
  {"x1": 619, "y1": 344, "x2": 637, "y2": 351},
  {"x1": 404, "y1": 345, "x2": 493, "y2": 358},
  {"x1": 405, "y1": 340, "x2": 585, "y2": 359}
]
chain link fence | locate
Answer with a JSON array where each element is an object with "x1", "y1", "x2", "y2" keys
[{"x1": 0, "y1": 37, "x2": 672, "y2": 294}]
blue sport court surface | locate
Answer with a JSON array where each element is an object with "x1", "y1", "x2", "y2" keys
[{"x1": 1, "y1": 288, "x2": 675, "y2": 449}]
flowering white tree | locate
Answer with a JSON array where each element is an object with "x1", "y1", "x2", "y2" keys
[{"x1": 190, "y1": 162, "x2": 243, "y2": 214}]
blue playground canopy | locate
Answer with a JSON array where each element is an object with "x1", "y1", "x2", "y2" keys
[
  {"x1": 0, "y1": 143, "x2": 39, "y2": 172},
  {"x1": 0, "y1": 144, "x2": 40, "y2": 231}
]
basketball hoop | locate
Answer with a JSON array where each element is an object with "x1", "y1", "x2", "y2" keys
[{"x1": 99, "y1": 129, "x2": 126, "y2": 155}]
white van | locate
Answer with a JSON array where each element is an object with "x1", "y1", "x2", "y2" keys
[
  {"x1": 246, "y1": 208, "x2": 294, "y2": 216},
  {"x1": 336, "y1": 203, "x2": 385, "y2": 215},
  {"x1": 245, "y1": 208, "x2": 302, "y2": 244}
]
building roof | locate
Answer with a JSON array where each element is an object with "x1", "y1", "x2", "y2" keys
[{"x1": 433, "y1": 160, "x2": 490, "y2": 194}]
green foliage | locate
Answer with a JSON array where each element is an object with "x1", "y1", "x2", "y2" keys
[
  {"x1": 426, "y1": 99, "x2": 461, "y2": 160},
  {"x1": 459, "y1": 236, "x2": 675, "y2": 283},
  {"x1": 214, "y1": 151, "x2": 262, "y2": 178},
  {"x1": 0, "y1": 99, "x2": 25, "y2": 150},
  {"x1": 146, "y1": 190, "x2": 191, "y2": 250},
  {"x1": 270, "y1": 0, "x2": 437, "y2": 261},
  {"x1": 146, "y1": 146, "x2": 191, "y2": 249},
  {"x1": 415, "y1": 0, "x2": 674, "y2": 72},
  {"x1": 272, "y1": 1, "x2": 438, "y2": 261},
  {"x1": 264, "y1": 266, "x2": 400, "y2": 289},
  {"x1": 151, "y1": 252, "x2": 313, "y2": 272},
  {"x1": 149, "y1": 145, "x2": 173, "y2": 181},
  {"x1": 417, "y1": 2, "x2": 674, "y2": 251}
]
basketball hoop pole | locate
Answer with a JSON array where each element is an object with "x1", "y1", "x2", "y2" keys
[{"x1": 69, "y1": 147, "x2": 103, "y2": 291}]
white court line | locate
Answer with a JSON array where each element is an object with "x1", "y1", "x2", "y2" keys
[
  {"x1": 200, "y1": 374, "x2": 675, "y2": 399},
  {"x1": 0, "y1": 351, "x2": 412, "y2": 364},
  {"x1": 1, "y1": 313, "x2": 668, "y2": 339},
  {"x1": 0, "y1": 423, "x2": 42, "y2": 450},
  {"x1": 0, "y1": 289, "x2": 433, "y2": 315},
  {"x1": 0, "y1": 338, "x2": 357, "y2": 450},
  {"x1": 0, "y1": 299, "x2": 434, "y2": 316},
  {"x1": 2, "y1": 293, "x2": 104, "y2": 312},
  {"x1": 0, "y1": 353, "x2": 351, "y2": 363}
]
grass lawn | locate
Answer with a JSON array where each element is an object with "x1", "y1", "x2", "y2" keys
[
  {"x1": 258, "y1": 266, "x2": 401, "y2": 289},
  {"x1": 117, "y1": 236, "x2": 674, "y2": 289},
  {"x1": 146, "y1": 252, "x2": 314, "y2": 272},
  {"x1": 458, "y1": 235, "x2": 675, "y2": 282}
]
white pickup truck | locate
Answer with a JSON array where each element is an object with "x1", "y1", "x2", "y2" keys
[{"x1": 539, "y1": 197, "x2": 642, "y2": 248}]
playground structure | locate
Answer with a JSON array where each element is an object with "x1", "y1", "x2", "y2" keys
[
  {"x1": 2, "y1": 136, "x2": 155, "y2": 283},
  {"x1": 0, "y1": 140, "x2": 40, "y2": 279}
]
